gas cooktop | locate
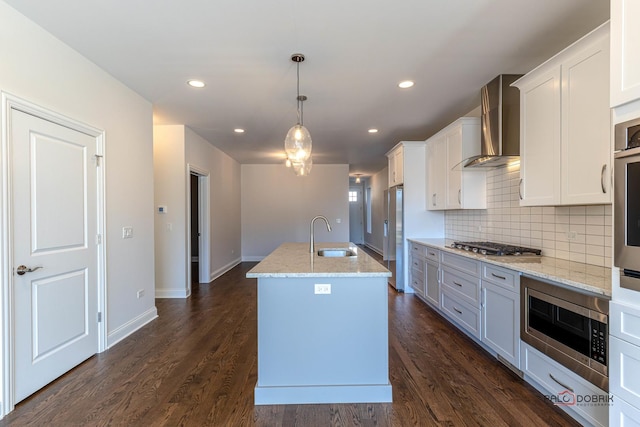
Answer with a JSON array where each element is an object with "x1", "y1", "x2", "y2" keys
[{"x1": 451, "y1": 241, "x2": 542, "y2": 256}]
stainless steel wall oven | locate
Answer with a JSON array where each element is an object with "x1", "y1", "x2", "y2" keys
[
  {"x1": 521, "y1": 276, "x2": 609, "y2": 391},
  {"x1": 615, "y1": 117, "x2": 640, "y2": 292}
]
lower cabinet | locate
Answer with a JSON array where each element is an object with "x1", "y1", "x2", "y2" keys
[
  {"x1": 610, "y1": 301, "x2": 640, "y2": 426},
  {"x1": 425, "y1": 257, "x2": 439, "y2": 307},
  {"x1": 409, "y1": 243, "x2": 426, "y2": 298},
  {"x1": 440, "y1": 252, "x2": 482, "y2": 340},
  {"x1": 408, "y1": 242, "x2": 607, "y2": 427},
  {"x1": 521, "y1": 342, "x2": 609, "y2": 427},
  {"x1": 481, "y1": 264, "x2": 520, "y2": 368}
]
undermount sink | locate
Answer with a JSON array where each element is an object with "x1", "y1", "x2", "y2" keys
[{"x1": 317, "y1": 248, "x2": 357, "y2": 258}]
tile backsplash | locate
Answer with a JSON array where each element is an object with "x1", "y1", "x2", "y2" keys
[{"x1": 444, "y1": 164, "x2": 612, "y2": 267}]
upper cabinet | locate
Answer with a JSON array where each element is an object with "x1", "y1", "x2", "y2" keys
[
  {"x1": 387, "y1": 145, "x2": 404, "y2": 186},
  {"x1": 611, "y1": 0, "x2": 640, "y2": 107},
  {"x1": 426, "y1": 117, "x2": 486, "y2": 210},
  {"x1": 514, "y1": 23, "x2": 611, "y2": 206}
]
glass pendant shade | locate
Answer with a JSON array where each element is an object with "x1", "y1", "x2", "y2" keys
[
  {"x1": 292, "y1": 157, "x2": 312, "y2": 176},
  {"x1": 284, "y1": 124, "x2": 312, "y2": 162}
]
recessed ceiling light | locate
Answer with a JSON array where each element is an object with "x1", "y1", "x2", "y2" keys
[
  {"x1": 368, "y1": 128, "x2": 379, "y2": 134},
  {"x1": 187, "y1": 80, "x2": 205, "y2": 88},
  {"x1": 398, "y1": 80, "x2": 414, "y2": 89},
  {"x1": 234, "y1": 128, "x2": 245, "y2": 133}
]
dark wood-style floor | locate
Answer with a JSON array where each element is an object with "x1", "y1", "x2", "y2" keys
[{"x1": 0, "y1": 251, "x2": 580, "y2": 426}]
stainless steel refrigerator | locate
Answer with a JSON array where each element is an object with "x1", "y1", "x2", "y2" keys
[{"x1": 383, "y1": 185, "x2": 403, "y2": 291}]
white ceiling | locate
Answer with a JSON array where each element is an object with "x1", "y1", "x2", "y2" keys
[{"x1": 4, "y1": 0, "x2": 609, "y2": 176}]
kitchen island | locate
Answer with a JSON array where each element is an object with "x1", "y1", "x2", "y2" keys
[{"x1": 246, "y1": 242, "x2": 392, "y2": 405}]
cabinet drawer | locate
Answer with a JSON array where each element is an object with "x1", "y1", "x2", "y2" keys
[
  {"x1": 611, "y1": 335, "x2": 640, "y2": 408},
  {"x1": 410, "y1": 243, "x2": 426, "y2": 258},
  {"x1": 611, "y1": 301, "x2": 640, "y2": 348},
  {"x1": 441, "y1": 290, "x2": 481, "y2": 340},
  {"x1": 425, "y1": 247, "x2": 440, "y2": 262},
  {"x1": 441, "y1": 266, "x2": 480, "y2": 307},
  {"x1": 410, "y1": 268, "x2": 425, "y2": 296},
  {"x1": 410, "y1": 255, "x2": 425, "y2": 273},
  {"x1": 482, "y1": 263, "x2": 519, "y2": 292},
  {"x1": 521, "y1": 343, "x2": 608, "y2": 427},
  {"x1": 441, "y1": 252, "x2": 480, "y2": 276}
]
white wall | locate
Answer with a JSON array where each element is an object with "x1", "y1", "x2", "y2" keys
[
  {"x1": 241, "y1": 164, "x2": 350, "y2": 259},
  {"x1": 153, "y1": 126, "x2": 188, "y2": 297},
  {"x1": 364, "y1": 167, "x2": 389, "y2": 254},
  {"x1": 184, "y1": 127, "x2": 241, "y2": 280},
  {"x1": 154, "y1": 125, "x2": 242, "y2": 296},
  {"x1": 0, "y1": 1, "x2": 156, "y2": 350}
]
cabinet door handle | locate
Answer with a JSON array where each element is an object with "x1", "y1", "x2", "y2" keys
[
  {"x1": 432, "y1": 193, "x2": 436, "y2": 206},
  {"x1": 453, "y1": 307, "x2": 463, "y2": 315},
  {"x1": 453, "y1": 281, "x2": 463, "y2": 287},
  {"x1": 458, "y1": 189, "x2": 461, "y2": 204},
  {"x1": 491, "y1": 272, "x2": 506, "y2": 280},
  {"x1": 600, "y1": 164, "x2": 607, "y2": 194},
  {"x1": 519, "y1": 178, "x2": 523, "y2": 200},
  {"x1": 428, "y1": 252, "x2": 435, "y2": 257},
  {"x1": 549, "y1": 374, "x2": 574, "y2": 393}
]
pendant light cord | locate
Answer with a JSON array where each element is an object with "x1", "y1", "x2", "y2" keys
[{"x1": 296, "y1": 62, "x2": 303, "y2": 126}]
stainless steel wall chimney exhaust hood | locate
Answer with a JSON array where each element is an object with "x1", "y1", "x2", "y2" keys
[{"x1": 464, "y1": 74, "x2": 522, "y2": 168}]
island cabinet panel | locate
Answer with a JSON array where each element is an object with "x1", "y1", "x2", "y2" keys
[{"x1": 255, "y1": 276, "x2": 392, "y2": 405}]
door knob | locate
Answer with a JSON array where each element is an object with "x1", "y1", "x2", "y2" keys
[{"x1": 16, "y1": 265, "x2": 43, "y2": 275}]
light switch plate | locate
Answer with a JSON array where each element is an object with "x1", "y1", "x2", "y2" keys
[{"x1": 122, "y1": 226, "x2": 133, "y2": 239}]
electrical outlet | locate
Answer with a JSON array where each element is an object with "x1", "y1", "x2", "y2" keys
[
  {"x1": 567, "y1": 231, "x2": 577, "y2": 240},
  {"x1": 314, "y1": 284, "x2": 331, "y2": 295},
  {"x1": 137, "y1": 289, "x2": 145, "y2": 299}
]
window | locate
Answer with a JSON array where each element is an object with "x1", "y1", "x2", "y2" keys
[{"x1": 349, "y1": 191, "x2": 358, "y2": 202}]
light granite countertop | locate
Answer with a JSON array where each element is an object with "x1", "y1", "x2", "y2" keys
[
  {"x1": 246, "y1": 242, "x2": 392, "y2": 278},
  {"x1": 408, "y1": 238, "x2": 612, "y2": 298}
]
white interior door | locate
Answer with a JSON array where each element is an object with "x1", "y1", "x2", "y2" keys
[{"x1": 11, "y1": 109, "x2": 99, "y2": 403}]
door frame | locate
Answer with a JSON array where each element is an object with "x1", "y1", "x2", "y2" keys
[
  {"x1": 0, "y1": 92, "x2": 107, "y2": 415},
  {"x1": 186, "y1": 164, "x2": 210, "y2": 291}
]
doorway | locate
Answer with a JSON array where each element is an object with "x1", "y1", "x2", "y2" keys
[
  {"x1": 1, "y1": 93, "x2": 106, "y2": 414},
  {"x1": 349, "y1": 185, "x2": 364, "y2": 244},
  {"x1": 187, "y1": 165, "x2": 210, "y2": 292}
]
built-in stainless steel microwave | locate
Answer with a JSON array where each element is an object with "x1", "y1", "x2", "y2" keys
[{"x1": 614, "y1": 117, "x2": 640, "y2": 292}]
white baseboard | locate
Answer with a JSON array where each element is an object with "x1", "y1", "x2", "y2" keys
[
  {"x1": 209, "y1": 257, "x2": 242, "y2": 282},
  {"x1": 242, "y1": 255, "x2": 265, "y2": 262},
  {"x1": 155, "y1": 288, "x2": 189, "y2": 298},
  {"x1": 106, "y1": 306, "x2": 158, "y2": 349},
  {"x1": 365, "y1": 242, "x2": 383, "y2": 255}
]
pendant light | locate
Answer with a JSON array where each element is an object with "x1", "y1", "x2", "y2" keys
[{"x1": 284, "y1": 53, "x2": 312, "y2": 167}]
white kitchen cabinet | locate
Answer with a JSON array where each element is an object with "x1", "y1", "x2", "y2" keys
[
  {"x1": 481, "y1": 264, "x2": 520, "y2": 369},
  {"x1": 439, "y1": 252, "x2": 482, "y2": 340},
  {"x1": 424, "y1": 248, "x2": 440, "y2": 308},
  {"x1": 426, "y1": 117, "x2": 486, "y2": 210},
  {"x1": 409, "y1": 243, "x2": 426, "y2": 298},
  {"x1": 387, "y1": 145, "x2": 404, "y2": 187},
  {"x1": 514, "y1": 23, "x2": 611, "y2": 206},
  {"x1": 426, "y1": 135, "x2": 446, "y2": 209},
  {"x1": 521, "y1": 342, "x2": 609, "y2": 427},
  {"x1": 610, "y1": 301, "x2": 640, "y2": 426},
  {"x1": 611, "y1": 0, "x2": 640, "y2": 107}
]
